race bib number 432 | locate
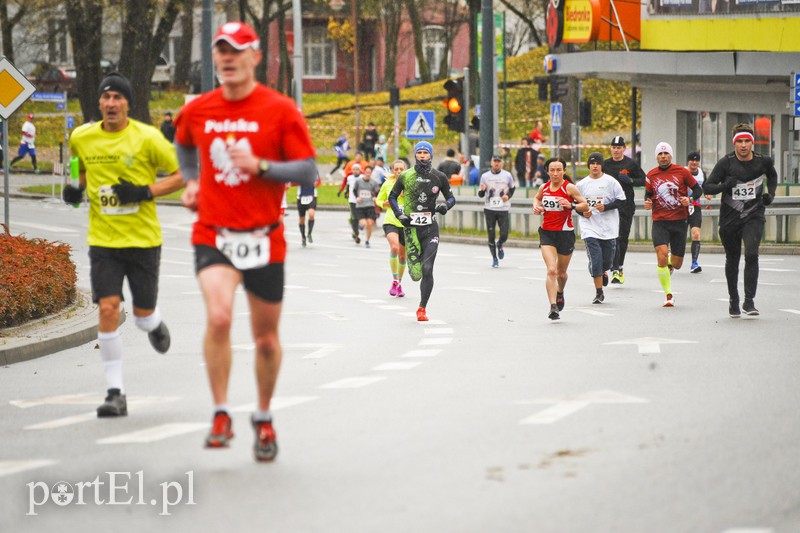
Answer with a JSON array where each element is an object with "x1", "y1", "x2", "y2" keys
[
  {"x1": 215, "y1": 229, "x2": 271, "y2": 270},
  {"x1": 732, "y1": 181, "x2": 757, "y2": 201}
]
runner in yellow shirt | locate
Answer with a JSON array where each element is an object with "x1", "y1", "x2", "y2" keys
[{"x1": 376, "y1": 160, "x2": 408, "y2": 297}]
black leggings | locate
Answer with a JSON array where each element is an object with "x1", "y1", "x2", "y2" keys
[
  {"x1": 484, "y1": 209, "x2": 509, "y2": 259},
  {"x1": 719, "y1": 218, "x2": 763, "y2": 302},
  {"x1": 331, "y1": 156, "x2": 349, "y2": 175},
  {"x1": 405, "y1": 222, "x2": 440, "y2": 308},
  {"x1": 613, "y1": 208, "x2": 634, "y2": 271}
]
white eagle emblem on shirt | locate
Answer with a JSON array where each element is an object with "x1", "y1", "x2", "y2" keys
[{"x1": 210, "y1": 137, "x2": 253, "y2": 187}]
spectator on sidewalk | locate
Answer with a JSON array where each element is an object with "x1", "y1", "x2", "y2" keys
[{"x1": 160, "y1": 111, "x2": 176, "y2": 142}]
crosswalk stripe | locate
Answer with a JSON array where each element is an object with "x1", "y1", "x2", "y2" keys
[
  {"x1": 231, "y1": 396, "x2": 319, "y2": 413},
  {"x1": 25, "y1": 412, "x2": 97, "y2": 430},
  {"x1": 320, "y1": 376, "x2": 386, "y2": 389},
  {"x1": 372, "y1": 362, "x2": 422, "y2": 371},
  {"x1": 96, "y1": 423, "x2": 209, "y2": 444}
]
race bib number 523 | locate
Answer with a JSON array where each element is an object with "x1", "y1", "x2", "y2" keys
[{"x1": 215, "y1": 229, "x2": 270, "y2": 270}]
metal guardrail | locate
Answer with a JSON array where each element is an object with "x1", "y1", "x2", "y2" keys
[{"x1": 439, "y1": 195, "x2": 800, "y2": 243}]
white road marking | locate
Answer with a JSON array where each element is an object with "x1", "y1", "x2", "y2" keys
[
  {"x1": 779, "y1": 309, "x2": 800, "y2": 315},
  {"x1": 378, "y1": 305, "x2": 405, "y2": 310},
  {"x1": 426, "y1": 319, "x2": 447, "y2": 325},
  {"x1": 604, "y1": 337, "x2": 697, "y2": 355},
  {"x1": 97, "y1": 423, "x2": 209, "y2": 444},
  {"x1": 401, "y1": 349, "x2": 442, "y2": 358},
  {"x1": 0, "y1": 460, "x2": 58, "y2": 479},
  {"x1": 293, "y1": 272, "x2": 348, "y2": 278},
  {"x1": 231, "y1": 396, "x2": 318, "y2": 413},
  {"x1": 320, "y1": 376, "x2": 386, "y2": 389},
  {"x1": 12, "y1": 394, "x2": 180, "y2": 409},
  {"x1": 14, "y1": 222, "x2": 78, "y2": 234},
  {"x1": 419, "y1": 337, "x2": 452, "y2": 345},
  {"x1": 372, "y1": 361, "x2": 423, "y2": 371},
  {"x1": 283, "y1": 311, "x2": 347, "y2": 321},
  {"x1": 25, "y1": 413, "x2": 97, "y2": 430},
  {"x1": 519, "y1": 390, "x2": 648, "y2": 424},
  {"x1": 425, "y1": 328, "x2": 454, "y2": 335},
  {"x1": 284, "y1": 343, "x2": 341, "y2": 359},
  {"x1": 573, "y1": 308, "x2": 614, "y2": 317},
  {"x1": 522, "y1": 276, "x2": 546, "y2": 281},
  {"x1": 441, "y1": 286, "x2": 494, "y2": 293}
]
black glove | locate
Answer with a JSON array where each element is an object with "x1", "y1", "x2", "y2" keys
[
  {"x1": 112, "y1": 178, "x2": 153, "y2": 204},
  {"x1": 398, "y1": 214, "x2": 412, "y2": 227},
  {"x1": 62, "y1": 184, "x2": 84, "y2": 205},
  {"x1": 723, "y1": 176, "x2": 738, "y2": 192},
  {"x1": 337, "y1": 190, "x2": 342, "y2": 197},
  {"x1": 762, "y1": 193, "x2": 772, "y2": 206},
  {"x1": 435, "y1": 204, "x2": 448, "y2": 215},
  {"x1": 617, "y1": 173, "x2": 632, "y2": 186}
]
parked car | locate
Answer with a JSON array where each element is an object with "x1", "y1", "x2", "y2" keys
[
  {"x1": 34, "y1": 65, "x2": 77, "y2": 97},
  {"x1": 152, "y1": 54, "x2": 172, "y2": 88}
]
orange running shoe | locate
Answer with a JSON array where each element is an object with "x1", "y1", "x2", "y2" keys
[
  {"x1": 252, "y1": 416, "x2": 278, "y2": 462},
  {"x1": 205, "y1": 411, "x2": 234, "y2": 448},
  {"x1": 416, "y1": 307, "x2": 428, "y2": 321}
]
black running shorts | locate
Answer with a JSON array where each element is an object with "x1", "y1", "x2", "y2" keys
[
  {"x1": 89, "y1": 246, "x2": 160, "y2": 308},
  {"x1": 652, "y1": 219, "x2": 689, "y2": 257},
  {"x1": 538, "y1": 228, "x2": 576, "y2": 256},
  {"x1": 194, "y1": 244, "x2": 284, "y2": 303}
]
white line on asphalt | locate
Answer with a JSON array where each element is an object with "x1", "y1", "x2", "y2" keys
[
  {"x1": 25, "y1": 412, "x2": 97, "y2": 430},
  {"x1": 401, "y1": 349, "x2": 442, "y2": 358},
  {"x1": 283, "y1": 343, "x2": 341, "y2": 359},
  {"x1": 419, "y1": 337, "x2": 452, "y2": 345},
  {"x1": 231, "y1": 396, "x2": 319, "y2": 413},
  {"x1": 425, "y1": 319, "x2": 447, "y2": 325},
  {"x1": 293, "y1": 272, "x2": 348, "y2": 278},
  {"x1": 441, "y1": 286, "x2": 494, "y2": 293},
  {"x1": 519, "y1": 390, "x2": 648, "y2": 424},
  {"x1": 522, "y1": 276, "x2": 546, "y2": 281},
  {"x1": 320, "y1": 376, "x2": 386, "y2": 389},
  {"x1": 372, "y1": 361, "x2": 423, "y2": 371},
  {"x1": 96, "y1": 423, "x2": 210, "y2": 444},
  {"x1": 378, "y1": 305, "x2": 405, "y2": 310},
  {"x1": 11, "y1": 394, "x2": 180, "y2": 408},
  {"x1": 604, "y1": 337, "x2": 697, "y2": 355},
  {"x1": 398, "y1": 312, "x2": 417, "y2": 317},
  {"x1": 0, "y1": 460, "x2": 58, "y2": 479},
  {"x1": 312, "y1": 263, "x2": 339, "y2": 267},
  {"x1": 283, "y1": 311, "x2": 347, "y2": 321},
  {"x1": 424, "y1": 328, "x2": 454, "y2": 334},
  {"x1": 779, "y1": 309, "x2": 800, "y2": 315},
  {"x1": 519, "y1": 401, "x2": 591, "y2": 424},
  {"x1": 159, "y1": 224, "x2": 192, "y2": 233},
  {"x1": 14, "y1": 222, "x2": 78, "y2": 234},
  {"x1": 573, "y1": 308, "x2": 614, "y2": 317}
]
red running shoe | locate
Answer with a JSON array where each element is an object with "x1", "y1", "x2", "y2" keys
[
  {"x1": 205, "y1": 411, "x2": 234, "y2": 448},
  {"x1": 416, "y1": 307, "x2": 428, "y2": 321},
  {"x1": 252, "y1": 417, "x2": 278, "y2": 462}
]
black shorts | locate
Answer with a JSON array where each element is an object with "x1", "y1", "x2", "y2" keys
[
  {"x1": 194, "y1": 245, "x2": 284, "y2": 303},
  {"x1": 652, "y1": 219, "x2": 689, "y2": 257},
  {"x1": 296, "y1": 197, "x2": 317, "y2": 217},
  {"x1": 538, "y1": 228, "x2": 576, "y2": 256},
  {"x1": 89, "y1": 246, "x2": 161, "y2": 308},
  {"x1": 687, "y1": 205, "x2": 702, "y2": 229},
  {"x1": 355, "y1": 206, "x2": 377, "y2": 220},
  {"x1": 383, "y1": 224, "x2": 405, "y2": 246}
]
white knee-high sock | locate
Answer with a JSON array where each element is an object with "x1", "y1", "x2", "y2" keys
[
  {"x1": 135, "y1": 307, "x2": 162, "y2": 333},
  {"x1": 98, "y1": 330, "x2": 124, "y2": 393}
]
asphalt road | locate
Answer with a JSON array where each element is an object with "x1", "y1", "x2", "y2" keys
[{"x1": 1, "y1": 199, "x2": 799, "y2": 533}]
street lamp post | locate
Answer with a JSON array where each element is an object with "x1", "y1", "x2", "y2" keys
[
  {"x1": 292, "y1": 0, "x2": 303, "y2": 110},
  {"x1": 331, "y1": 0, "x2": 359, "y2": 144}
]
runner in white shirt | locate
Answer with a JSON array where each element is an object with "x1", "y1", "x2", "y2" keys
[
  {"x1": 576, "y1": 152, "x2": 627, "y2": 303},
  {"x1": 478, "y1": 154, "x2": 516, "y2": 268},
  {"x1": 10, "y1": 114, "x2": 39, "y2": 173}
]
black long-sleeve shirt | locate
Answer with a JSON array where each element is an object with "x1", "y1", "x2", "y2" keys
[
  {"x1": 602, "y1": 156, "x2": 647, "y2": 213},
  {"x1": 703, "y1": 152, "x2": 777, "y2": 227}
]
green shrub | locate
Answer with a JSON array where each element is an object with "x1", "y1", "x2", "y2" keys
[{"x1": 0, "y1": 226, "x2": 77, "y2": 328}]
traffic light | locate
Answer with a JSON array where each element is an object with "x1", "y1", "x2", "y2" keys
[
  {"x1": 534, "y1": 76, "x2": 548, "y2": 101},
  {"x1": 549, "y1": 76, "x2": 568, "y2": 102},
  {"x1": 443, "y1": 78, "x2": 465, "y2": 132},
  {"x1": 579, "y1": 100, "x2": 592, "y2": 127}
]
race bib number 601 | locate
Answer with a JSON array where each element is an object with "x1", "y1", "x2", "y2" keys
[{"x1": 215, "y1": 229, "x2": 270, "y2": 270}]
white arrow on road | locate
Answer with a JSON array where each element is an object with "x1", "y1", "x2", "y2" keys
[
  {"x1": 604, "y1": 336, "x2": 697, "y2": 355},
  {"x1": 519, "y1": 389, "x2": 648, "y2": 424}
]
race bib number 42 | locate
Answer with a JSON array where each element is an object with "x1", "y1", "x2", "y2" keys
[
  {"x1": 410, "y1": 212, "x2": 433, "y2": 226},
  {"x1": 215, "y1": 229, "x2": 270, "y2": 270}
]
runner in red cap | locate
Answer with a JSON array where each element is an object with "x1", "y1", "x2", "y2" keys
[{"x1": 174, "y1": 21, "x2": 317, "y2": 462}]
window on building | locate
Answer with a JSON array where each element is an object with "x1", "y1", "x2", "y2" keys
[
  {"x1": 304, "y1": 27, "x2": 335, "y2": 79},
  {"x1": 682, "y1": 110, "x2": 720, "y2": 168},
  {"x1": 418, "y1": 26, "x2": 447, "y2": 79}
]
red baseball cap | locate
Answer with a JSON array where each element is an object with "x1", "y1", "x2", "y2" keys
[
  {"x1": 27, "y1": 114, "x2": 34, "y2": 120},
  {"x1": 212, "y1": 22, "x2": 260, "y2": 50}
]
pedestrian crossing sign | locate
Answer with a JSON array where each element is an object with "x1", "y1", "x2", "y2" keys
[
  {"x1": 551, "y1": 103, "x2": 562, "y2": 131},
  {"x1": 406, "y1": 110, "x2": 435, "y2": 140}
]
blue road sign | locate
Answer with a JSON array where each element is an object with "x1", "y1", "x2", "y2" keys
[
  {"x1": 31, "y1": 92, "x2": 66, "y2": 102},
  {"x1": 550, "y1": 103, "x2": 563, "y2": 131},
  {"x1": 406, "y1": 110, "x2": 435, "y2": 140},
  {"x1": 794, "y1": 73, "x2": 800, "y2": 88},
  {"x1": 793, "y1": 87, "x2": 800, "y2": 102},
  {"x1": 67, "y1": 115, "x2": 74, "y2": 129},
  {"x1": 794, "y1": 102, "x2": 800, "y2": 117}
]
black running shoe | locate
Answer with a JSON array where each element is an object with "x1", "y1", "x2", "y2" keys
[
  {"x1": 556, "y1": 291, "x2": 565, "y2": 311},
  {"x1": 743, "y1": 299, "x2": 759, "y2": 316},
  {"x1": 548, "y1": 305, "x2": 560, "y2": 320},
  {"x1": 148, "y1": 322, "x2": 171, "y2": 354},
  {"x1": 497, "y1": 243, "x2": 505, "y2": 260},
  {"x1": 307, "y1": 234, "x2": 313, "y2": 243},
  {"x1": 97, "y1": 388, "x2": 127, "y2": 417},
  {"x1": 729, "y1": 300, "x2": 741, "y2": 318},
  {"x1": 593, "y1": 291, "x2": 604, "y2": 304},
  {"x1": 301, "y1": 237, "x2": 307, "y2": 247}
]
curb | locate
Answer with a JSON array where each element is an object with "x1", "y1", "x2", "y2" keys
[{"x1": 0, "y1": 291, "x2": 115, "y2": 366}]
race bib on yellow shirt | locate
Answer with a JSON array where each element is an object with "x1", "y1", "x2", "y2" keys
[{"x1": 98, "y1": 185, "x2": 139, "y2": 215}]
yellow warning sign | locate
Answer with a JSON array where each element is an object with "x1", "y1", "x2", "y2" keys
[{"x1": 0, "y1": 57, "x2": 36, "y2": 119}]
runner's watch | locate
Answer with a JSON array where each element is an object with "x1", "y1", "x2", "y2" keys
[{"x1": 258, "y1": 159, "x2": 270, "y2": 177}]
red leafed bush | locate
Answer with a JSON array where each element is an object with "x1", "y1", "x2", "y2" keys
[{"x1": 0, "y1": 225, "x2": 77, "y2": 329}]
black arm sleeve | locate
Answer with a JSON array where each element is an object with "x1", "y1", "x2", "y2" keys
[
  {"x1": 604, "y1": 198, "x2": 626, "y2": 211},
  {"x1": 690, "y1": 183, "x2": 703, "y2": 201},
  {"x1": 388, "y1": 176, "x2": 404, "y2": 218},
  {"x1": 703, "y1": 157, "x2": 730, "y2": 195},
  {"x1": 630, "y1": 165, "x2": 647, "y2": 187},
  {"x1": 765, "y1": 157, "x2": 778, "y2": 197},
  {"x1": 507, "y1": 186, "x2": 516, "y2": 199},
  {"x1": 438, "y1": 172, "x2": 456, "y2": 210}
]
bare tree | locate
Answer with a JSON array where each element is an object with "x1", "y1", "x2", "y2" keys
[
  {"x1": 173, "y1": 0, "x2": 194, "y2": 88},
  {"x1": 381, "y1": 2, "x2": 404, "y2": 90},
  {"x1": 0, "y1": 0, "x2": 29, "y2": 63},
  {"x1": 276, "y1": 0, "x2": 291, "y2": 93},
  {"x1": 115, "y1": 0, "x2": 184, "y2": 123},
  {"x1": 436, "y1": 0, "x2": 470, "y2": 81},
  {"x1": 404, "y1": 0, "x2": 429, "y2": 84},
  {"x1": 498, "y1": 0, "x2": 546, "y2": 48},
  {"x1": 65, "y1": 0, "x2": 104, "y2": 122},
  {"x1": 243, "y1": 0, "x2": 293, "y2": 87}
]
